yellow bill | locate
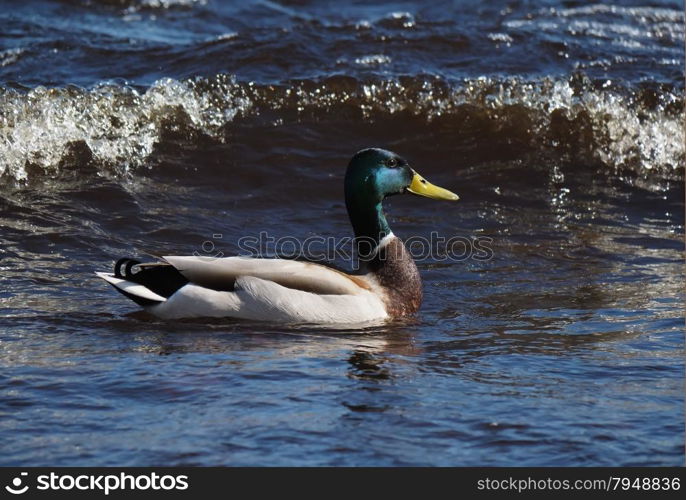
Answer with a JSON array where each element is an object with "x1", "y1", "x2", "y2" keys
[{"x1": 407, "y1": 170, "x2": 459, "y2": 201}]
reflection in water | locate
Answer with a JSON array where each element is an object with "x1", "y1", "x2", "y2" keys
[{"x1": 348, "y1": 350, "x2": 392, "y2": 381}]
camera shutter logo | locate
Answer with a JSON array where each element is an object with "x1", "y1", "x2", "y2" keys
[{"x1": 5, "y1": 472, "x2": 29, "y2": 495}]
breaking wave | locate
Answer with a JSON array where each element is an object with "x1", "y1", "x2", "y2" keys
[{"x1": 0, "y1": 73, "x2": 682, "y2": 181}]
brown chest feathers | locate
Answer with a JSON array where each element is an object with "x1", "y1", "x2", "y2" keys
[{"x1": 366, "y1": 237, "x2": 423, "y2": 317}]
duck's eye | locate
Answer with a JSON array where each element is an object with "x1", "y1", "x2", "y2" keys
[{"x1": 386, "y1": 158, "x2": 398, "y2": 168}]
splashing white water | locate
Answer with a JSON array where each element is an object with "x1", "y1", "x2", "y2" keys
[
  {"x1": 0, "y1": 76, "x2": 251, "y2": 180},
  {"x1": 0, "y1": 74, "x2": 682, "y2": 181}
]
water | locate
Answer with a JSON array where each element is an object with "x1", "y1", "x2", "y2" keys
[{"x1": 0, "y1": 0, "x2": 683, "y2": 466}]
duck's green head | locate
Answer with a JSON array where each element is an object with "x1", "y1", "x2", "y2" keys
[{"x1": 344, "y1": 148, "x2": 459, "y2": 243}]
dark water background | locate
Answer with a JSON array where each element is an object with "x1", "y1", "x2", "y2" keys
[{"x1": 0, "y1": 0, "x2": 684, "y2": 465}]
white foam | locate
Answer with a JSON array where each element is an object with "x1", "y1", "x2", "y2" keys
[
  {"x1": 0, "y1": 75, "x2": 682, "y2": 181},
  {"x1": 0, "y1": 48, "x2": 24, "y2": 68},
  {"x1": 0, "y1": 76, "x2": 252, "y2": 181},
  {"x1": 354, "y1": 55, "x2": 392, "y2": 66}
]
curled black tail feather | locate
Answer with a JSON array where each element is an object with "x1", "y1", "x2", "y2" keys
[
  {"x1": 112, "y1": 257, "x2": 189, "y2": 300},
  {"x1": 114, "y1": 258, "x2": 141, "y2": 279}
]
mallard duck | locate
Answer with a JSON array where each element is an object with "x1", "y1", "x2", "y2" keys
[{"x1": 96, "y1": 148, "x2": 458, "y2": 323}]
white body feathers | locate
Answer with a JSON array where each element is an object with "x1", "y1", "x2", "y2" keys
[{"x1": 96, "y1": 255, "x2": 389, "y2": 324}]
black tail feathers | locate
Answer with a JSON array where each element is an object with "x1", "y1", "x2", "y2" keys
[
  {"x1": 112, "y1": 257, "x2": 189, "y2": 300},
  {"x1": 114, "y1": 258, "x2": 142, "y2": 279}
]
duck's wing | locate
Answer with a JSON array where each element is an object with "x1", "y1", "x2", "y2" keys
[
  {"x1": 95, "y1": 256, "x2": 386, "y2": 322},
  {"x1": 162, "y1": 255, "x2": 371, "y2": 296},
  {"x1": 154, "y1": 276, "x2": 387, "y2": 323}
]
